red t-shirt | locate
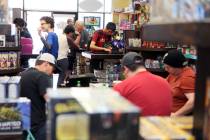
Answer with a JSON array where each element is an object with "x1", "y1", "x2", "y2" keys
[
  {"x1": 166, "y1": 67, "x2": 195, "y2": 112},
  {"x1": 91, "y1": 30, "x2": 111, "y2": 48},
  {"x1": 113, "y1": 71, "x2": 172, "y2": 116}
]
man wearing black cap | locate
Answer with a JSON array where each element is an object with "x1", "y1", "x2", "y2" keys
[
  {"x1": 113, "y1": 52, "x2": 172, "y2": 116},
  {"x1": 163, "y1": 50, "x2": 195, "y2": 116},
  {"x1": 20, "y1": 53, "x2": 60, "y2": 140}
]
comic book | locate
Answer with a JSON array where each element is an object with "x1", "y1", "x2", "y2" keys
[{"x1": 8, "y1": 52, "x2": 17, "y2": 69}]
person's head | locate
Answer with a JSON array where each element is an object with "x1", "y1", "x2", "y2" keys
[
  {"x1": 67, "y1": 18, "x2": 74, "y2": 25},
  {"x1": 13, "y1": 18, "x2": 27, "y2": 29},
  {"x1": 40, "y1": 16, "x2": 54, "y2": 32},
  {"x1": 121, "y1": 52, "x2": 144, "y2": 78},
  {"x1": 63, "y1": 25, "x2": 75, "y2": 37},
  {"x1": 35, "y1": 53, "x2": 57, "y2": 75},
  {"x1": 163, "y1": 50, "x2": 187, "y2": 76},
  {"x1": 105, "y1": 22, "x2": 116, "y2": 36},
  {"x1": 75, "y1": 20, "x2": 85, "y2": 33}
]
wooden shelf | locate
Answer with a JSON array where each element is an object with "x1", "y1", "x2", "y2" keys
[
  {"x1": 0, "y1": 68, "x2": 20, "y2": 75},
  {"x1": 126, "y1": 47, "x2": 176, "y2": 52},
  {"x1": 0, "y1": 47, "x2": 21, "y2": 51},
  {"x1": 142, "y1": 22, "x2": 210, "y2": 47}
]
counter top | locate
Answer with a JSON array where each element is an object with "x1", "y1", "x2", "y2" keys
[{"x1": 82, "y1": 51, "x2": 124, "y2": 60}]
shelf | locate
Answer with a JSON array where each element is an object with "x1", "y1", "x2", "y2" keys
[
  {"x1": 146, "y1": 68, "x2": 166, "y2": 73},
  {"x1": 126, "y1": 47, "x2": 176, "y2": 52},
  {"x1": 142, "y1": 22, "x2": 210, "y2": 47},
  {"x1": 0, "y1": 68, "x2": 20, "y2": 75},
  {"x1": 0, "y1": 47, "x2": 21, "y2": 51}
]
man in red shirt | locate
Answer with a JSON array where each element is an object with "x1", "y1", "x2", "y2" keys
[
  {"x1": 89, "y1": 22, "x2": 116, "y2": 72},
  {"x1": 90, "y1": 22, "x2": 116, "y2": 52},
  {"x1": 113, "y1": 52, "x2": 172, "y2": 116}
]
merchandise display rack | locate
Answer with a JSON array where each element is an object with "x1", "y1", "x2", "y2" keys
[
  {"x1": 142, "y1": 22, "x2": 210, "y2": 140},
  {"x1": 0, "y1": 46, "x2": 21, "y2": 76}
]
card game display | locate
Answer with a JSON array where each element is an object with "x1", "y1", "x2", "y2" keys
[{"x1": 47, "y1": 88, "x2": 140, "y2": 140}]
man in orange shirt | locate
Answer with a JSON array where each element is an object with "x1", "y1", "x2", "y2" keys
[{"x1": 163, "y1": 50, "x2": 195, "y2": 116}]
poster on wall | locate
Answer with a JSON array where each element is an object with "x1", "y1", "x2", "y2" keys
[
  {"x1": 0, "y1": 0, "x2": 8, "y2": 23},
  {"x1": 84, "y1": 17, "x2": 100, "y2": 26}
]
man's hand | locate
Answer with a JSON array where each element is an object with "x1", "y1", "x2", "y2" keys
[
  {"x1": 38, "y1": 27, "x2": 42, "y2": 37},
  {"x1": 103, "y1": 48, "x2": 112, "y2": 53}
]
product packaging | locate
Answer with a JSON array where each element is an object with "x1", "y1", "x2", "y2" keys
[{"x1": 47, "y1": 88, "x2": 140, "y2": 140}]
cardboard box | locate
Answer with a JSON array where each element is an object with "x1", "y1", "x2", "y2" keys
[
  {"x1": 0, "y1": 98, "x2": 31, "y2": 134},
  {"x1": 47, "y1": 88, "x2": 140, "y2": 140}
]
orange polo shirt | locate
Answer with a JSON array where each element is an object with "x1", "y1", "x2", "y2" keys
[{"x1": 166, "y1": 67, "x2": 195, "y2": 112}]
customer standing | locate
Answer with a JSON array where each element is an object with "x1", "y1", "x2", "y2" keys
[
  {"x1": 13, "y1": 18, "x2": 33, "y2": 68},
  {"x1": 113, "y1": 52, "x2": 172, "y2": 116},
  {"x1": 75, "y1": 20, "x2": 89, "y2": 48},
  {"x1": 38, "y1": 16, "x2": 59, "y2": 59},
  {"x1": 20, "y1": 53, "x2": 58, "y2": 140},
  {"x1": 163, "y1": 50, "x2": 195, "y2": 116}
]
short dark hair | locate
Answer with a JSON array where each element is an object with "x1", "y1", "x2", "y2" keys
[
  {"x1": 106, "y1": 22, "x2": 116, "y2": 32},
  {"x1": 35, "y1": 60, "x2": 45, "y2": 66},
  {"x1": 40, "y1": 16, "x2": 54, "y2": 28},
  {"x1": 63, "y1": 25, "x2": 75, "y2": 34},
  {"x1": 13, "y1": 18, "x2": 27, "y2": 27}
]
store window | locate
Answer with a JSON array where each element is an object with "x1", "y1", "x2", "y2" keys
[
  {"x1": 104, "y1": 0, "x2": 112, "y2": 13},
  {"x1": 24, "y1": 0, "x2": 77, "y2": 12}
]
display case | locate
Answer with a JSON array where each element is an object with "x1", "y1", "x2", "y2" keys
[
  {"x1": 47, "y1": 88, "x2": 140, "y2": 140},
  {"x1": 0, "y1": 24, "x2": 21, "y2": 76}
]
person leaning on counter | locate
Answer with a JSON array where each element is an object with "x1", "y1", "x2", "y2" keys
[
  {"x1": 163, "y1": 50, "x2": 195, "y2": 116},
  {"x1": 89, "y1": 22, "x2": 116, "y2": 53},
  {"x1": 89, "y1": 22, "x2": 116, "y2": 72}
]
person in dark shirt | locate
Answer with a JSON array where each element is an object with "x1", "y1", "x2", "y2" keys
[
  {"x1": 13, "y1": 18, "x2": 32, "y2": 38},
  {"x1": 63, "y1": 25, "x2": 81, "y2": 73},
  {"x1": 38, "y1": 16, "x2": 59, "y2": 59},
  {"x1": 20, "y1": 53, "x2": 59, "y2": 140},
  {"x1": 13, "y1": 18, "x2": 32, "y2": 68}
]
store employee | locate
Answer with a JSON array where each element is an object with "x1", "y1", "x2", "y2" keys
[
  {"x1": 20, "y1": 53, "x2": 60, "y2": 140},
  {"x1": 89, "y1": 22, "x2": 116, "y2": 72}
]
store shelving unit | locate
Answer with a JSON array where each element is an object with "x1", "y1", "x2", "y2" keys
[
  {"x1": 0, "y1": 46, "x2": 21, "y2": 76},
  {"x1": 126, "y1": 47, "x2": 175, "y2": 52},
  {"x1": 141, "y1": 22, "x2": 210, "y2": 140}
]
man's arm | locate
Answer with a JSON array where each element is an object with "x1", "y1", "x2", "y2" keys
[
  {"x1": 40, "y1": 37, "x2": 51, "y2": 49},
  {"x1": 171, "y1": 93, "x2": 194, "y2": 116},
  {"x1": 90, "y1": 41, "x2": 110, "y2": 52},
  {"x1": 67, "y1": 36, "x2": 80, "y2": 49}
]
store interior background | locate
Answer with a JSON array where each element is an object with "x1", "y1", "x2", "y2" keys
[
  {"x1": 7, "y1": 0, "x2": 113, "y2": 56},
  {"x1": 1, "y1": 0, "x2": 210, "y2": 139}
]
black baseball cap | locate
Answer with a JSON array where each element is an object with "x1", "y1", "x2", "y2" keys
[{"x1": 163, "y1": 50, "x2": 187, "y2": 68}]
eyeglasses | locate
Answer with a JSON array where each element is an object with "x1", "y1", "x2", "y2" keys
[{"x1": 41, "y1": 22, "x2": 47, "y2": 25}]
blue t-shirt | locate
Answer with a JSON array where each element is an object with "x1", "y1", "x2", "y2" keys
[{"x1": 42, "y1": 32, "x2": 59, "y2": 59}]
